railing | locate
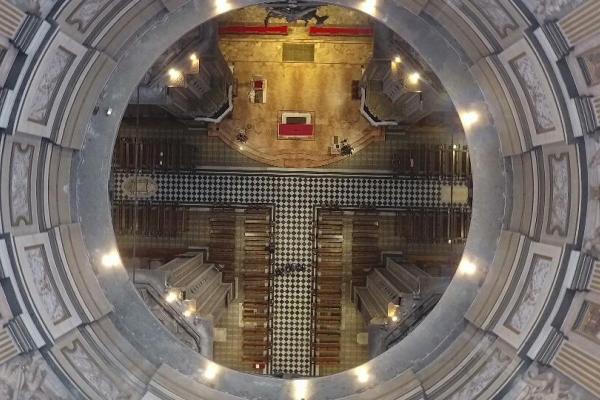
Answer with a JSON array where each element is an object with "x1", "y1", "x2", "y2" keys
[
  {"x1": 383, "y1": 293, "x2": 442, "y2": 350},
  {"x1": 134, "y1": 269, "x2": 213, "y2": 358}
]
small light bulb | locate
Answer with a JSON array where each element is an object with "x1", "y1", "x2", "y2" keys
[
  {"x1": 293, "y1": 380, "x2": 308, "y2": 400},
  {"x1": 460, "y1": 111, "x2": 480, "y2": 129},
  {"x1": 204, "y1": 363, "x2": 219, "y2": 380},
  {"x1": 101, "y1": 251, "x2": 121, "y2": 268},
  {"x1": 458, "y1": 259, "x2": 477, "y2": 275},
  {"x1": 356, "y1": 367, "x2": 370, "y2": 383},
  {"x1": 391, "y1": 315, "x2": 399, "y2": 322},
  {"x1": 408, "y1": 72, "x2": 420, "y2": 85},
  {"x1": 359, "y1": 0, "x2": 376, "y2": 14},
  {"x1": 165, "y1": 290, "x2": 178, "y2": 303},
  {"x1": 393, "y1": 56, "x2": 402, "y2": 64}
]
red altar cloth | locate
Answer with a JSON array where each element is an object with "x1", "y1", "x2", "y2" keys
[{"x1": 278, "y1": 124, "x2": 314, "y2": 137}]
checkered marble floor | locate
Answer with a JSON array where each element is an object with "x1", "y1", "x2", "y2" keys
[{"x1": 112, "y1": 171, "x2": 446, "y2": 375}]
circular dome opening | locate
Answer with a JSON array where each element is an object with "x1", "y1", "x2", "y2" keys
[{"x1": 109, "y1": 3, "x2": 473, "y2": 377}]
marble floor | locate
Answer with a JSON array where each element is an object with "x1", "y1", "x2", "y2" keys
[
  {"x1": 211, "y1": 26, "x2": 383, "y2": 168},
  {"x1": 112, "y1": 170, "x2": 465, "y2": 374}
]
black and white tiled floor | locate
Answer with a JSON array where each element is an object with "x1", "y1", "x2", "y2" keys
[{"x1": 113, "y1": 171, "x2": 447, "y2": 375}]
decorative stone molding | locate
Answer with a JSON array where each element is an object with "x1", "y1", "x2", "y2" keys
[
  {"x1": 466, "y1": 231, "x2": 529, "y2": 329},
  {"x1": 493, "y1": 240, "x2": 566, "y2": 351},
  {"x1": 589, "y1": 261, "x2": 600, "y2": 293},
  {"x1": 11, "y1": 232, "x2": 82, "y2": 342},
  {"x1": 0, "y1": 327, "x2": 19, "y2": 366},
  {"x1": 540, "y1": 142, "x2": 583, "y2": 246},
  {"x1": 0, "y1": 350, "x2": 73, "y2": 399},
  {"x1": 422, "y1": 329, "x2": 522, "y2": 400},
  {"x1": 502, "y1": 362, "x2": 596, "y2": 400},
  {"x1": 50, "y1": 329, "x2": 142, "y2": 400},
  {"x1": 0, "y1": 0, "x2": 26, "y2": 41},
  {"x1": 446, "y1": 0, "x2": 531, "y2": 52},
  {"x1": 0, "y1": 133, "x2": 41, "y2": 236},
  {"x1": 552, "y1": 340, "x2": 600, "y2": 397},
  {"x1": 499, "y1": 36, "x2": 569, "y2": 148},
  {"x1": 15, "y1": 30, "x2": 86, "y2": 144},
  {"x1": 558, "y1": 1, "x2": 600, "y2": 47},
  {"x1": 143, "y1": 364, "x2": 242, "y2": 400},
  {"x1": 49, "y1": 224, "x2": 113, "y2": 322},
  {"x1": 507, "y1": 149, "x2": 543, "y2": 237}
]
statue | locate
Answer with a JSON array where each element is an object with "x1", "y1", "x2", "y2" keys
[{"x1": 264, "y1": 1, "x2": 329, "y2": 27}]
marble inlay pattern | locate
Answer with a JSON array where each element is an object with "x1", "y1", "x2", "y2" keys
[
  {"x1": 506, "y1": 255, "x2": 553, "y2": 333},
  {"x1": 121, "y1": 176, "x2": 158, "y2": 199},
  {"x1": 112, "y1": 171, "x2": 448, "y2": 374},
  {"x1": 62, "y1": 340, "x2": 130, "y2": 400},
  {"x1": 469, "y1": 0, "x2": 518, "y2": 39},
  {"x1": 578, "y1": 45, "x2": 600, "y2": 87},
  {"x1": 66, "y1": 0, "x2": 111, "y2": 33},
  {"x1": 547, "y1": 153, "x2": 570, "y2": 237},
  {"x1": 27, "y1": 46, "x2": 76, "y2": 125},
  {"x1": 0, "y1": 352, "x2": 71, "y2": 399},
  {"x1": 24, "y1": 245, "x2": 69, "y2": 324},
  {"x1": 9, "y1": 142, "x2": 34, "y2": 227},
  {"x1": 509, "y1": 53, "x2": 555, "y2": 134},
  {"x1": 448, "y1": 350, "x2": 511, "y2": 400}
]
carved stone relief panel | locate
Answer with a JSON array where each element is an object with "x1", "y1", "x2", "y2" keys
[
  {"x1": 577, "y1": 45, "x2": 600, "y2": 87},
  {"x1": 509, "y1": 53, "x2": 555, "y2": 134},
  {"x1": 449, "y1": 0, "x2": 520, "y2": 42},
  {"x1": 583, "y1": 133, "x2": 600, "y2": 257},
  {"x1": 522, "y1": 0, "x2": 586, "y2": 22},
  {"x1": 27, "y1": 46, "x2": 76, "y2": 125},
  {"x1": 574, "y1": 301, "x2": 600, "y2": 345},
  {"x1": 471, "y1": 0, "x2": 518, "y2": 39},
  {"x1": 13, "y1": 233, "x2": 81, "y2": 341},
  {"x1": 0, "y1": 351, "x2": 72, "y2": 399},
  {"x1": 494, "y1": 242, "x2": 563, "y2": 349},
  {"x1": 62, "y1": 340, "x2": 131, "y2": 400},
  {"x1": 23, "y1": 245, "x2": 70, "y2": 324},
  {"x1": 1, "y1": 135, "x2": 40, "y2": 236},
  {"x1": 17, "y1": 31, "x2": 86, "y2": 141},
  {"x1": 502, "y1": 363, "x2": 595, "y2": 400},
  {"x1": 8, "y1": 141, "x2": 34, "y2": 227},
  {"x1": 499, "y1": 39, "x2": 566, "y2": 147},
  {"x1": 66, "y1": 0, "x2": 112, "y2": 33},
  {"x1": 52, "y1": 332, "x2": 135, "y2": 400},
  {"x1": 547, "y1": 152, "x2": 570, "y2": 237},
  {"x1": 448, "y1": 349, "x2": 512, "y2": 400},
  {"x1": 506, "y1": 255, "x2": 553, "y2": 333}
]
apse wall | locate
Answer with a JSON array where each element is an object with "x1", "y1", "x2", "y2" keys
[{"x1": 0, "y1": 0, "x2": 598, "y2": 399}]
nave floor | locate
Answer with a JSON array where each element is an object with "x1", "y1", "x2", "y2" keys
[{"x1": 112, "y1": 169, "x2": 465, "y2": 374}]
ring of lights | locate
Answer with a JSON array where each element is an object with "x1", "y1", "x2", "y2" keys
[{"x1": 0, "y1": 0, "x2": 594, "y2": 399}]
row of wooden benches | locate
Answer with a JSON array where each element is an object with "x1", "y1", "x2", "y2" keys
[
  {"x1": 111, "y1": 203, "x2": 188, "y2": 237},
  {"x1": 112, "y1": 137, "x2": 195, "y2": 171},
  {"x1": 208, "y1": 208, "x2": 237, "y2": 283},
  {"x1": 393, "y1": 209, "x2": 471, "y2": 244},
  {"x1": 313, "y1": 210, "x2": 345, "y2": 366},
  {"x1": 392, "y1": 144, "x2": 471, "y2": 178},
  {"x1": 352, "y1": 213, "x2": 381, "y2": 289},
  {"x1": 242, "y1": 208, "x2": 273, "y2": 368}
]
